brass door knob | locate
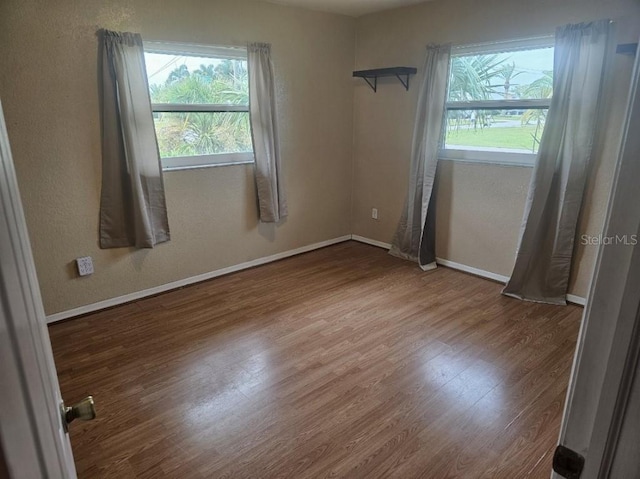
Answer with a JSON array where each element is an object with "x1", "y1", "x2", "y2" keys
[{"x1": 62, "y1": 396, "x2": 96, "y2": 431}]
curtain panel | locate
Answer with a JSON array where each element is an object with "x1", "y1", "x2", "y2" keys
[
  {"x1": 389, "y1": 44, "x2": 451, "y2": 270},
  {"x1": 248, "y1": 43, "x2": 287, "y2": 223},
  {"x1": 503, "y1": 20, "x2": 613, "y2": 304},
  {"x1": 99, "y1": 29, "x2": 170, "y2": 249}
]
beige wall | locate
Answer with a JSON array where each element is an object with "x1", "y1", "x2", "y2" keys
[
  {"x1": 353, "y1": 0, "x2": 640, "y2": 298},
  {"x1": 1, "y1": 0, "x2": 637, "y2": 315},
  {"x1": 0, "y1": 0, "x2": 355, "y2": 314}
]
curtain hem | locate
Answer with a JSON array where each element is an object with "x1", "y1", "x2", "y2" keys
[
  {"x1": 100, "y1": 231, "x2": 170, "y2": 249},
  {"x1": 389, "y1": 248, "x2": 438, "y2": 272},
  {"x1": 420, "y1": 262, "x2": 437, "y2": 272},
  {"x1": 501, "y1": 290, "x2": 567, "y2": 306},
  {"x1": 389, "y1": 247, "x2": 418, "y2": 263}
]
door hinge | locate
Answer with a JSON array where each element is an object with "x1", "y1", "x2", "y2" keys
[{"x1": 553, "y1": 445, "x2": 585, "y2": 479}]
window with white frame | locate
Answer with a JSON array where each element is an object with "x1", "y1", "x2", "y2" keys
[
  {"x1": 441, "y1": 37, "x2": 554, "y2": 166},
  {"x1": 143, "y1": 42, "x2": 253, "y2": 170}
]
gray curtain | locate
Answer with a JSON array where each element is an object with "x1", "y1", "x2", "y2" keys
[
  {"x1": 248, "y1": 43, "x2": 287, "y2": 223},
  {"x1": 503, "y1": 20, "x2": 612, "y2": 304},
  {"x1": 99, "y1": 30, "x2": 170, "y2": 249},
  {"x1": 389, "y1": 44, "x2": 451, "y2": 270}
]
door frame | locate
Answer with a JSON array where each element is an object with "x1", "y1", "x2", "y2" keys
[
  {"x1": 0, "y1": 99, "x2": 77, "y2": 478},
  {"x1": 554, "y1": 42, "x2": 640, "y2": 478}
]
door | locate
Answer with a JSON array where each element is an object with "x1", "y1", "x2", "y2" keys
[
  {"x1": 0, "y1": 99, "x2": 78, "y2": 478},
  {"x1": 553, "y1": 43, "x2": 640, "y2": 478}
]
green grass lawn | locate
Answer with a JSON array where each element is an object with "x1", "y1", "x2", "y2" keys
[{"x1": 446, "y1": 124, "x2": 541, "y2": 152}]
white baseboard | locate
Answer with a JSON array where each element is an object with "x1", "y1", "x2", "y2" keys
[
  {"x1": 434, "y1": 257, "x2": 510, "y2": 284},
  {"x1": 47, "y1": 233, "x2": 586, "y2": 323},
  {"x1": 46, "y1": 235, "x2": 352, "y2": 324},
  {"x1": 350, "y1": 235, "x2": 392, "y2": 250},
  {"x1": 350, "y1": 235, "x2": 586, "y2": 306},
  {"x1": 566, "y1": 294, "x2": 586, "y2": 306}
]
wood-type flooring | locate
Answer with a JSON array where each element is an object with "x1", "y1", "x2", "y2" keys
[{"x1": 49, "y1": 241, "x2": 582, "y2": 478}]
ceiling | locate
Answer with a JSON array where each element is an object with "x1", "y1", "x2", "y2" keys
[{"x1": 263, "y1": 0, "x2": 434, "y2": 17}]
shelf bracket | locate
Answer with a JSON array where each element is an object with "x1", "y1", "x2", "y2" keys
[
  {"x1": 395, "y1": 73, "x2": 410, "y2": 91},
  {"x1": 353, "y1": 67, "x2": 417, "y2": 93},
  {"x1": 363, "y1": 76, "x2": 377, "y2": 92}
]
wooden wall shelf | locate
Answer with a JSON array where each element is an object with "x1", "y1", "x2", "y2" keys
[
  {"x1": 616, "y1": 43, "x2": 638, "y2": 56},
  {"x1": 353, "y1": 67, "x2": 417, "y2": 92}
]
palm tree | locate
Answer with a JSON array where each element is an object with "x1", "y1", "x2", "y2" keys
[
  {"x1": 520, "y1": 71, "x2": 553, "y2": 152},
  {"x1": 495, "y1": 61, "x2": 522, "y2": 100},
  {"x1": 448, "y1": 54, "x2": 505, "y2": 132},
  {"x1": 448, "y1": 54, "x2": 504, "y2": 102}
]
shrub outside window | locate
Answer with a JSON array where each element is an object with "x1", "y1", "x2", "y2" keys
[{"x1": 143, "y1": 42, "x2": 254, "y2": 171}]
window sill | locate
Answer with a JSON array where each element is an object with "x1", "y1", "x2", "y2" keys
[
  {"x1": 161, "y1": 152, "x2": 255, "y2": 172},
  {"x1": 439, "y1": 148, "x2": 535, "y2": 167}
]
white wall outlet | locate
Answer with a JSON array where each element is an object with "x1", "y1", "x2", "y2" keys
[
  {"x1": 371, "y1": 208, "x2": 379, "y2": 220},
  {"x1": 76, "y1": 256, "x2": 94, "y2": 277}
]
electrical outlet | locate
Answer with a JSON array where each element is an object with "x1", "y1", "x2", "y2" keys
[
  {"x1": 372, "y1": 208, "x2": 379, "y2": 220},
  {"x1": 76, "y1": 256, "x2": 94, "y2": 277}
]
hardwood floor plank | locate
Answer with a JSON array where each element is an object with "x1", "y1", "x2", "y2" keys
[{"x1": 49, "y1": 241, "x2": 582, "y2": 478}]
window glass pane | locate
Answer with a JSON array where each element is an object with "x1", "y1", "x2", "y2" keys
[
  {"x1": 448, "y1": 47, "x2": 554, "y2": 102},
  {"x1": 153, "y1": 112, "x2": 252, "y2": 158},
  {"x1": 444, "y1": 109, "x2": 548, "y2": 154},
  {"x1": 145, "y1": 52, "x2": 248, "y2": 105}
]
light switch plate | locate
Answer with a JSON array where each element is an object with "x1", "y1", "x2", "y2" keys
[{"x1": 76, "y1": 256, "x2": 94, "y2": 276}]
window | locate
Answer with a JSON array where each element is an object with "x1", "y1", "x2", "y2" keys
[
  {"x1": 143, "y1": 42, "x2": 253, "y2": 170},
  {"x1": 441, "y1": 37, "x2": 554, "y2": 166}
]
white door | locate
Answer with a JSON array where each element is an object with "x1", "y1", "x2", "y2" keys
[
  {"x1": 552, "y1": 43, "x2": 640, "y2": 478},
  {"x1": 0, "y1": 99, "x2": 79, "y2": 478}
]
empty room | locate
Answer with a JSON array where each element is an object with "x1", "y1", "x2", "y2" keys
[{"x1": 1, "y1": 0, "x2": 640, "y2": 478}]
